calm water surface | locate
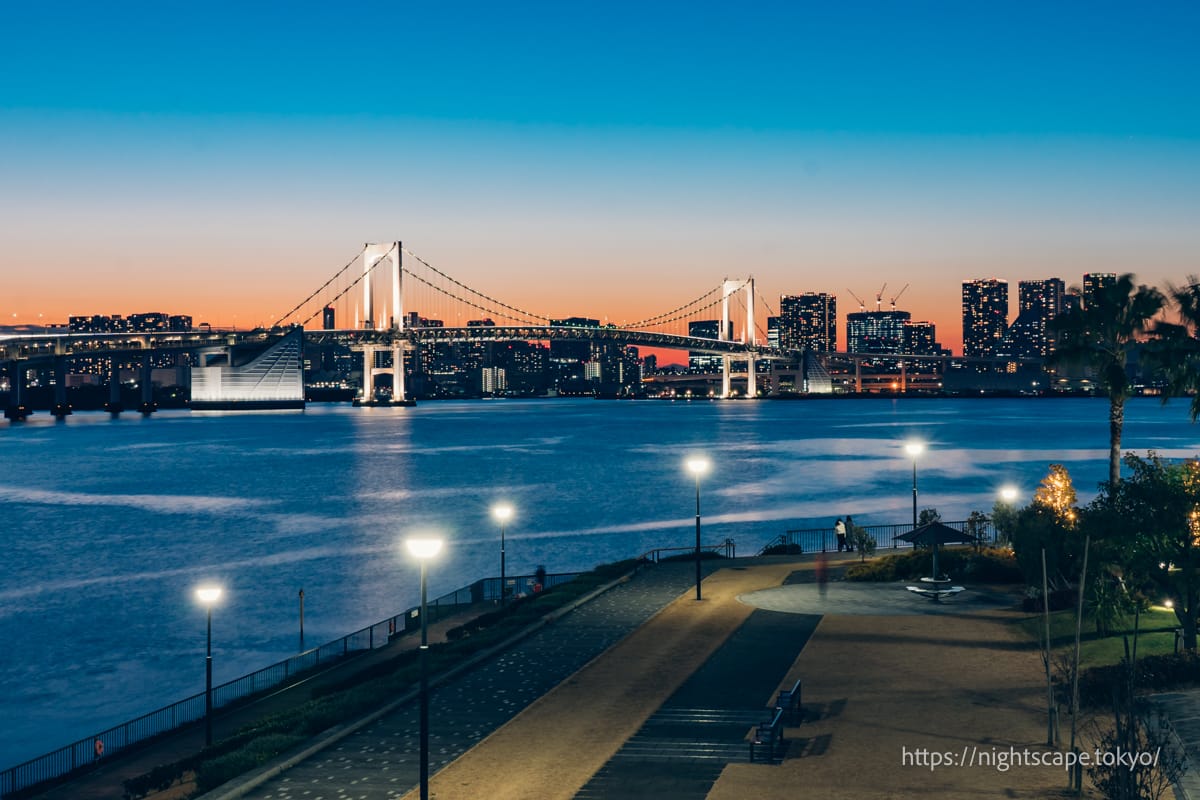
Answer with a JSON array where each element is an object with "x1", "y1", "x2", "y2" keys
[{"x1": 2, "y1": 396, "x2": 1200, "y2": 766}]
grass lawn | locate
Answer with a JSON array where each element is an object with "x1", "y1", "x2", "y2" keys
[{"x1": 1016, "y1": 606, "x2": 1181, "y2": 670}]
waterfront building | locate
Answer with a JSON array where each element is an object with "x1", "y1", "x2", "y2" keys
[
  {"x1": 1082, "y1": 272, "x2": 1117, "y2": 308},
  {"x1": 902, "y1": 320, "x2": 942, "y2": 355},
  {"x1": 1000, "y1": 278, "x2": 1065, "y2": 359},
  {"x1": 779, "y1": 293, "x2": 837, "y2": 352},
  {"x1": 846, "y1": 310, "x2": 909, "y2": 355},
  {"x1": 323, "y1": 306, "x2": 336, "y2": 330},
  {"x1": 962, "y1": 279, "x2": 1008, "y2": 358},
  {"x1": 688, "y1": 319, "x2": 733, "y2": 371}
]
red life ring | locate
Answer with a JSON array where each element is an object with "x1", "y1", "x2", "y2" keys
[{"x1": 94, "y1": 739, "x2": 105, "y2": 757}]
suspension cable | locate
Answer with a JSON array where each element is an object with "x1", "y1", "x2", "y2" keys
[
  {"x1": 298, "y1": 243, "x2": 397, "y2": 327},
  {"x1": 402, "y1": 247, "x2": 552, "y2": 324},
  {"x1": 272, "y1": 246, "x2": 371, "y2": 328},
  {"x1": 625, "y1": 285, "x2": 723, "y2": 329}
]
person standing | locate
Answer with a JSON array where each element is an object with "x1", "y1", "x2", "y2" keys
[
  {"x1": 844, "y1": 515, "x2": 855, "y2": 552},
  {"x1": 834, "y1": 517, "x2": 847, "y2": 552}
]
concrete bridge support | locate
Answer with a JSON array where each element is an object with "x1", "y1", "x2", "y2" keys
[
  {"x1": 104, "y1": 357, "x2": 123, "y2": 415},
  {"x1": 4, "y1": 363, "x2": 30, "y2": 421},
  {"x1": 51, "y1": 357, "x2": 72, "y2": 418},
  {"x1": 138, "y1": 353, "x2": 156, "y2": 414}
]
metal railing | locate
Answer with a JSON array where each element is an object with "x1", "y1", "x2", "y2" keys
[
  {"x1": 0, "y1": 570, "x2": 580, "y2": 799},
  {"x1": 640, "y1": 538, "x2": 736, "y2": 563},
  {"x1": 762, "y1": 520, "x2": 999, "y2": 556}
]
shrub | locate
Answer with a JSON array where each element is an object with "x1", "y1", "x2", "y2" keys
[
  {"x1": 845, "y1": 547, "x2": 1020, "y2": 583},
  {"x1": 194, "y1": 734, "x2": 305, "y2": 794}
]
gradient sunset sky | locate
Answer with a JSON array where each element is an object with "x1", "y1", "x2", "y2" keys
[{"x1": 3, "y1": 1, "x2": 1198, "y2": 354}]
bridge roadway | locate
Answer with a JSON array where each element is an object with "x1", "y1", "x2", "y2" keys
[{"x1": 0, "y1": 325, "x2": 787, "y2": 363}]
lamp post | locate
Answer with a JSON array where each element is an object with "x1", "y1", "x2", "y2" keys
[
  {"x1": 685, "y1": 456, "x2": 711, "y2": 601},
  {"x1": 405, "y1": 537, "x2": 443, "y2": 800},
  {"x1": 905, "y1": 441, "x2": 924, "y2": 528},
  {"x1": 492, "y1": 503, "x2": 513, "y2": 604},
  {"x1": 194, "y1": 585, "x2": 223, "y2": 747}
]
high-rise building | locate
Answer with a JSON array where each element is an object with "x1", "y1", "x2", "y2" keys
[
  {"x1": 1002, "y1": 278, "x2": 1065, "y2": 358},
  {"x1": 688, "y1": 319, "x2": 733, "y2": 371},
  {"x1": 1082, "y1": 273, "x2": 1117, "y2": 308},
  {"x1": 902, "y1": 320, "x2": 940, "y2": 355},
  {"x1": 962, "y1": 279, "x2": 1009, "y2": 358},
  {"x1": 846, "y1": 310, "x2": 909, "y2": 354},
  {"x1": 323, "y1": 306, "x2": 336, "y2": 330},
  {"x1": 779, "y1": 293, "x2": 837, "y2": 352}
]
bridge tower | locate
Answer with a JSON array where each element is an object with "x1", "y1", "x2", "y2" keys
[
  {"x1": 356, "y1": 241, "x2": 412, "y2": 406},
  {"x1": 719, "y1": 278, "x2": 757, "y2": 399}
]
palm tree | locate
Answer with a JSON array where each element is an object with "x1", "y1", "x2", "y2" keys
[
  {"x1": 1048, "y1": 274, "x2": 1165, "y2": 486},
  {"x1": 1150, "y1": 275, "x2": 1200, "y2": 422}
]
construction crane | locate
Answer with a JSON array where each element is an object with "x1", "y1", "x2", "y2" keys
[
  {"x1": 890, "y1": 283, "x2": 910, "y2": 311},
  {"x1": 846, "y1": 288, "x2": 868, "y2": 312},
  {"x1": 874, "y1": 283, "x2": 888, "y2": 312}
]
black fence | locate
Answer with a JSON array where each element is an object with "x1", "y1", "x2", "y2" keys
[
  {"x1": 0, "y1": 570, "x2": 580, "y2": 799},
  {"x1": 762, "y1": 520, "x2": 999, "y2": 556},
  {"x1": 641, "y1": 538, "x2": 736, "y2": 563}
]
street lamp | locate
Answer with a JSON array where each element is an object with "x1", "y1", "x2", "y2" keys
[
  {"x1": 405, "y1": 537, "x2": 443, "y2": 800},
  {"x1": 491, "y1": 503, "x2": 513, "y2": 604},
  {"x1": 194, "y1": 585, "x2": 223, "y2": 747},
  {"x1": 685, "y1": 456, "x2": 711, "y2": 601},
  {"x1": 905, "y1": 441, "x2": 924, "y2": 528}
]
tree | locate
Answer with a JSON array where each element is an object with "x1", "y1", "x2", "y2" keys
[
  {"x1": 1149, "y1": 275, "x2": 1200, "y2": 422},
  {"x1": 917, "y1": 507, "x2": 941, "y2": 525},
  {"x1": 1048, "y1": 274, "x2": 1166, "y2": 486},
  {"x1": 1087, "y1": 452, "x2": 1200, "y2": 650},
  {"x1": 1008, "y1": 464, "x2": 1084, "y2": 590},
  {"x1": 964, "y1": 510, "x2": 990, "y2": 551},
  {"x1": 1034, "y1": 464, "x2": 1078, "y2": 526},
  {"x1": 847, "y1": 524, "x2": 876, "y2": 562}
]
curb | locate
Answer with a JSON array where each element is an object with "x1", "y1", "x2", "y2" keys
[{"x1": 194, "y1": 563, "x2": 646, "y2": 800}]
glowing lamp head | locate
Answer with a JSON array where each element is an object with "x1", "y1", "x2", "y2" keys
[
  {"x1": 492, "y1": 503, "x2": 514, "y2": 523},
  {"x1": 904, "y1": 441, "x2": 924, "y2": 458},
  {"x1": 1165, "y1": 599, "x2": 1175, "y2": 609},
  {"x1": 685, "y1": 456, "x2": 711, "y2": 477},
  {"x1": 999, "y1": 486, "x2": 1019, "y2": 503},
  {"x1": 405, "y1": 537, "x2": 444, "y2": 561},
  {"x1": 195, "y1": 585, "x2": 223, "y2": 607}
]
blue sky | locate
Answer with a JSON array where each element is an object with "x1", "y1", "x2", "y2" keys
[{"x1": 2, "y1": 1, "x2": 1198, "y2": 351}]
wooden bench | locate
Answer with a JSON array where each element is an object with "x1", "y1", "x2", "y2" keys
[
  {"x1": 776, "y1": 678, "x2": 802, "y2": 724},
  {"x1": 749, "y1": 707, "x2": 786, "y2": 764}
]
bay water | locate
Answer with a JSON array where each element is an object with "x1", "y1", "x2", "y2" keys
[{"x1": 3, "y1": 396, "x2": 1200, "y2": 767}]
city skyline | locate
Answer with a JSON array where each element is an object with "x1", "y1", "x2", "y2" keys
[{"x1": 3, "y1": 2, "x2": 1199, "y2": 356}]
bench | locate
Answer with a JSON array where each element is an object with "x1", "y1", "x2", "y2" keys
[
  {"x1": 776, "y1": 679, "x2": 802, "y2": 724},
  {"x1": 749, "y1": 707, "x2": 786, "y2": 764}
]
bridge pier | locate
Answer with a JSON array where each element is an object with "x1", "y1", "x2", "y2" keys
[
  {"x1": 747, "y1": 356, "x2": 757, "y2": 398},
  {"x1": 104, "y1": 357, "x2": 123, "y2": 415},
  {"x1": 721, "y1": 356, "x2": 731, "y2": 399},
  {"x1": 4, "y1": 363, "x2": 31, "y2": 421},
  {"x1": 51, "y1": 357, "x2": 72, "y2": 418},
  {"x1": 138, "y1": 354, "x2": 156, "y2": 414}
]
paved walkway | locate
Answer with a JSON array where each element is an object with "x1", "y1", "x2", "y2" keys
[
  {"x1": 44, "y1": 554, "x2": 1077, "y2": 800},
  {"x1": 231, "y1": 560, "x2": 721, "y2": 800}
]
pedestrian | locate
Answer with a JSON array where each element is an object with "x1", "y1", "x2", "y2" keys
[
  {"x1": 844, "y1": 515, "x2": 855, "y2": 552},
  {"x1": 834, "y1": 517, "x2": 847, "y2": 552},
  {"x1": 815, "y1": 552, "x2": 829, "y2": 598}
]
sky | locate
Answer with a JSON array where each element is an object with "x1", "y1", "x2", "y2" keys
[{"x1": 2, "y1": 1, "x2": 1199, "y2": 355}]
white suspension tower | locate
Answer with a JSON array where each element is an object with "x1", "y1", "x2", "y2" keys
[
  {"x1": 356, "y1": 241, "x2": 409, "y2": 405},
  {"x1": 719, "y1": 278, "x2": 757, "y2": 399}
]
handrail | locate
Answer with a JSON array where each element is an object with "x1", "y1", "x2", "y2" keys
[
  {"x1": 0, "y1": 569, "x2": 580, "y2": 799},
  {"x1": 640, "y1": 538, "x2": 735, "y2": 563},
  {"x1": 760, "y1": 520, "x2": 999, "y2": 556}
]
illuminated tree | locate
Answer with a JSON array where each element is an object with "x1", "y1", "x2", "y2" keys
[
  {"x1": 1033, "y1": 464, "x2": 1078, "y2": 526},
  {"x1": 1049, "y1": 274, "x2": 1165, "y2": 486}
]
